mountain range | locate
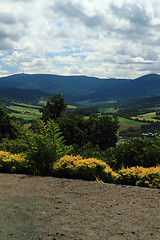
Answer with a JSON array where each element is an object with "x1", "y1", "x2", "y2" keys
[{"x1": 0, "y1": 73, "x2": 160, "y2": 104}]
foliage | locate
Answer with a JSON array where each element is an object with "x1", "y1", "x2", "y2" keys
[
  {"x1": 116, "y1": 166, "x2": 160, "y2": 188},
  {"x1": 58, "y1": 115, "x2": 119, "y2": 150},
  {"x1": 0, "y1": 96, "x2": 12, "y2": 109},
  {"x1": 1, "y1": 138, "x2": 28, "y2": 154},
  {"x1": 90, "y1": 116, "x2": 120, "y2": 150},
  {"x1": 40, "y1": 94, "x2": 67, "y2": 121},
  {"x1": 0, "y1": 107, "x2": 20, "y2": 142},
  {"x1": 0, "y1": 150, "x2": 26, "y2": 173},
  {"x1": 53, "y1": 155, "x2": 160, "y2": 188},
  {"x1": 69, "y1": 107, "x2": 99, "y2": 116},
  {"x1": 105, "y1": 138, "x2": 160, "y2": 170},
  {"x1": 0, "y1": 149, "x2": 159, "y2": 188},
  {"x1": 53, "y1": 155, "x2": 114, "y2": 182},
  {"x1": 58, "y1": 114, "x2": 90, "y2": 147},
  {"x1": 23, "y1": 119, "x2": 72, "y2": 176}
]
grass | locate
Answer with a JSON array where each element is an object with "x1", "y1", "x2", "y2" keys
[
  {"x1": 138, "y1": 112, "x2": 156, "y2": 119},
  {"x1": 9, "y1": 113, "x2": 39, "y2": 120},
  {"x1": 8, "y1": 102, "x2": 42, "y2": 120},
  {"x1": 131, "y1": 112, "x2": 160, "y2": 123},
  {"x1": 8, "y1": 106, "x2": 41, "y2": 114},
  {"x1": 12, "y1": 102, "x2": 41, "y2": 109},
  {"x1": 118, "y1": 117, "x2": 149, "y2": 131}
]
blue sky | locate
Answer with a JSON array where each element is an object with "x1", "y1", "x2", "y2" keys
[{"x1": 0, "y1": 0, "x2": 160, "y2": 78}]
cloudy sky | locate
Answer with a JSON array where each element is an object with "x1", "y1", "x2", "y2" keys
[{"x1": 0, "y1": 0, "x2": 160, "y2": 79}]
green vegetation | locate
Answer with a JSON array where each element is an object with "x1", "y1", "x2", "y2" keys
[
  {"x1": 40, "y1": 94, "x2": 67, "y2": 121},
  {"x1": 57, "y1": 114, "x2": 119, "y2": 150},
  {"x1": 117, "y1": 96, "x2": 160, "y2": 117},
  {"x1": 8, "y1": 102, "x2": 42, "y2": 120},
  {"x1": 22, "y1": 119, "x2": 72, "y2": 176},
  {"x1": 118, "y1": 116, "x2": 149, "y2": 131},
  {"x1": 12, "y1": 102, "x2": 41, "y2": 109},
  {"x1": 105, "y1": 138, "x2": 160, "y2": 170},
  {"x1": 9, "y1": 113, "x2": 39, "y2": 120},
  {"x1": 0, "y1": 107, "x2": 19, "y2": 141},
  {"x1": 0, "y1": 94, "x2": 160, "y2": 188}
]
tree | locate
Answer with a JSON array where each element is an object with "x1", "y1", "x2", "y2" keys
[
  {"x1": 89, "y1": 116, "x2": 120, "y2": 150},
  {"x1": 39, "y1": 94, "x2": 67, "y2": 121},
  {"x1": 0, "y1": 107, "x2": 19, "y2": 142},
  {"x1": 58, "y1": 114, "x2": 120, "y2": 150},
  {"x1": 106, "y1": 138, "x2": 160, "y2": 170},
  {"x1": 58, "y1": 114, "x2": 90, "y2": 147}
]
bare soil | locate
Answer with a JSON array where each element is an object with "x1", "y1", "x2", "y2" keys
[{"x1": 0, "y1": 173, "x2": 159, "y2": 240}]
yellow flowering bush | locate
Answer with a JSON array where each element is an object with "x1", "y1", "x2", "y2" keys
[
  {"x1": 53, "y1": 155, "x2": 160, "y2": 188},
  {"x1": 116, "y1": 166, "x2": 160, "y2": 188},
  {"x1": 53, "y1": 155, "x2": 115, "y2": 182},
  {"x1": 135, "y1": 166, "x2": 160, "y2": 188},
  {"x1": 0, "y1": 150, "x2": 26, "y2": 173},
  {"x1": 0, "y1": 150, "x2": 159, "y2": 188}
]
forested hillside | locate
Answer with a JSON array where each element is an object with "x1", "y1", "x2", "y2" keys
[
  {"x1": 1, "y1": 73, "x2": 160, "y2": 103},
  {"x1": 0, "y1": 88, "x2": 51, "y2": 103}
]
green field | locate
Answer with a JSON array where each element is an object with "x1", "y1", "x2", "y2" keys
[
  {"x1": 12, "y1": 102, "x2": 41, "y2": 109},
  {"x1": 118, "y1": 117, "x2": 149, "y2": 131},
  {"x1": 138, "y1": 112, "x2": 156, "y2": 118},
  {"x1": 8, "y1": 102, "x2": 78, "y2": 120},
  {"x1": 8, "y1": 103, "x2": 42, "y2": 120},
  {"x1": 131, "y1": 111, "x2": 160, "y2": 123},
  {"x1": 9, "y1": 113, "x2": 39, "y2": 120},
  {"x1": 9, "y1": 105, "x2": 41, "y2": 114}
]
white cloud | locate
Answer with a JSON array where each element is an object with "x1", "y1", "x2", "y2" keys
[{"x1": 0, "y1": 0, "x2": 160, "y2": 78}]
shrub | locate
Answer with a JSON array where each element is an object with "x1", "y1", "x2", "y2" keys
[
  {"x1": 58, "y1": 114, "x2": 119, "y2": 150},
  {"x1": 23, "y1": 119, "x2": 72, "y2": 176},
  {"x1": 1, "y1": 138, "x2": 28, "y2": 154},
  {"x1": 116, "y1": 166, "x2": 160, "y2": 188},
  {"x1": 53, "y1": 155, "x2": 160, "y2": 188},
  {"x1": 135, "y1": 166, "x2": 160, "y2": 188},
  {"x1": 53, "y1": 155, "x2": 115, "y2": 182},
  {"x1": 105, "y1": 138, "x2": 160, "y2": 170},
  {"x1": 0, "y1": 150, "x2": 26, "y2": 173}
]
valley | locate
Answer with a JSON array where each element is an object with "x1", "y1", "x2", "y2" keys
[{"x1": 1, "y1": 73, "x2": 160, "y2": 137}]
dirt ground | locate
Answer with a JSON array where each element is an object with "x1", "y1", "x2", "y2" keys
[{"x1": 0, "y1": 173, "x2": 159, "y2": 240}]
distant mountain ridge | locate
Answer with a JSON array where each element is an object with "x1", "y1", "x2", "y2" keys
[{"x1": 0, "y1": 73, "x2": 160, "y2": 103}]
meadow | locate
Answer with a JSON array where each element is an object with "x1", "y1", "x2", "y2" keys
[
  {"x1": 118, "y1": 116, "x2": 149, "y2": 131},
  {"x1": 131, "y1": 112, "x2": 160, "y2": 123},
  {"x1": 8, "y1": 103, "x2": 42, "y2": 120}
]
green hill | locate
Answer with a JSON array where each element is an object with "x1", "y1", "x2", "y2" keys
[
  {"x1": 0, "y1": 88, "x2": 51, "y2": 103},
  {"x1": 117, "y1": 96, "x2": 160, "y2": 116},
  {"x1": 0, "y1": 73, "x2": 160, "y2": 104}
]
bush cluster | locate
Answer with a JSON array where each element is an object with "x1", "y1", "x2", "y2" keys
[
  {"x1": 53, "y1": 155, "x2": 160, "y2": 188},
  {"x1": 0, "y1": 151, "x2": 159, "y2": 188},
  {"x1": 0, "y1": 150, "x2": 26, "y2": 174},
  {"x1": 53, "y1": 155, "x2": 114, "y2": 182},
  {"x1": 116, "y1": 166, "x2": 160, "y2": 188},
  {"x1": 105, "y1": 138, "x2": 160, "y2": 170}
]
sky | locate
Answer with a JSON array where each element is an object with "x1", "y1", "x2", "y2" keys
[{"x1": 0, "y1": 0, "x2": 160, "y2": 79}]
